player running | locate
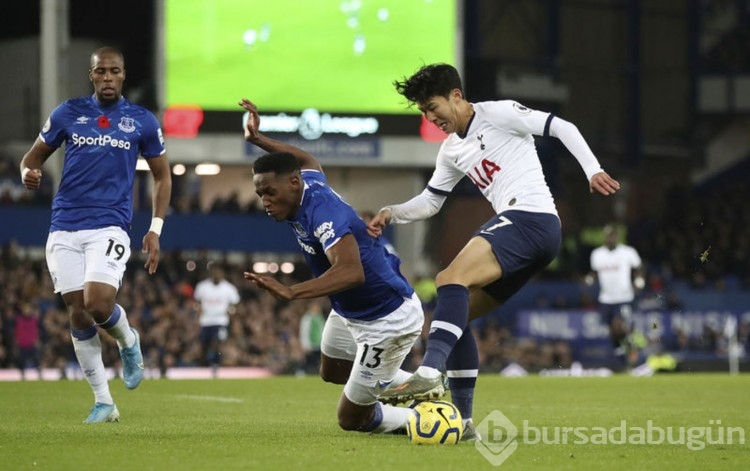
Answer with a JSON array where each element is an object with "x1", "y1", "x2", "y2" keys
[
  {"x1": 370, "y1": 64, "x2": 620, "y2": 434},
  {"x1": 19, "y1": 46, "x2": 171, "y2": 423}
]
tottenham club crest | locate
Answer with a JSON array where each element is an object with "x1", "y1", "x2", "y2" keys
[
  {"x1": 477, "y1": 133, "x2": 486, "y2": 150},
  {"x1": 118, "y1": 117, "x2": 136, "y2": 133}
]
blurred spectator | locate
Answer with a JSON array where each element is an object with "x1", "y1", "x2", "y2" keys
[
  {"x1": 1, "y1": 304, "x2": 15, "y2": 368},
  {"x1": 15, "y1": 302, "x2": 41, "y2": 379},
  {"x1": 1, "y1": 240, "x2": 22, "y2": 270},
  {"x1": 210, "y1": 191, "x2": 243, "y2": 213},
  {"x1": 297, "y1": 300, "x2": 325, "y2": 375}
]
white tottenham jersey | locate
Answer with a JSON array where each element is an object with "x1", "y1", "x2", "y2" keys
[
  {"x1": 194, "y1": 279, "x2": 241, "y2": 327},
  {"x1": 428, "y1": 100, "x2": 558, "y2": 216},
  {"x1": 590, "y1": 245, "x2": 642, "y2": 304}
]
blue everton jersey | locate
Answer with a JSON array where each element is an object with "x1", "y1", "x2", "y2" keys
[
  {"x1": 40, "y1": 95, "x2": 166, "y2": 231},
  {"x1": 289, "y1": 170, "x2": 414, "y2": 321}
]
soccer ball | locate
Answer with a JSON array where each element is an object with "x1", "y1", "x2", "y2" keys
[{"x1": 406, "y1": 400, "x2": 463, "y2": 445}]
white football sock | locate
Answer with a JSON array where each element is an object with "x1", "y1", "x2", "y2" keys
[
  {"x1": 416, "y1": 365, "x2": 442, "y2": 379},
  {"x1": 72, "y1": 332, "x2": 113, "y2": 405},
  {"x1": 372, "y1": 403, "x2": 412, "y2": 434},
  {"x1": 101, "y1": 304, "x2": 136, "y2": 349},
  {"x1": 388, "y1": 369, "x2": 413, "y2": 387}
]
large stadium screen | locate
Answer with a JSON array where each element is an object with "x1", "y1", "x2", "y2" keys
[{"x1": 163, "y1": 0, "x2": 460, "y2": 115}]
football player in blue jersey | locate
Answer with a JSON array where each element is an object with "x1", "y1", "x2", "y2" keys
[
  {"x1": 19, "y1": 47, "x2": 172, "y2": 423},
  {"x1": 239, "y1": 98, "x2": 423, "y2": 435}
]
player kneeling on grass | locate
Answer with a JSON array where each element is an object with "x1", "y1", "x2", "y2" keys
[{"x1": 239, "y1": 98, "x2": 422, "y2": 434}]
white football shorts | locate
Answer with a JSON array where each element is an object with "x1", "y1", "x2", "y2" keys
[
  {"x1": 321, "y1": 293, "x2": 423, "y2": 406},
  {"x1": 46, "y1": 226, "x2": 132, "y2": 294}
]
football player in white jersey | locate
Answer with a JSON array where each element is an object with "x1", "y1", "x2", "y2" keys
[
  {"x1": 370, "y1": 63, "x2": 620, "y2": 436},
  {"x1": 19, "y1": 47, "x2": 172, "y2": 423},
  {"x1": 194, "y1": 262, "x2": 241, "y2": 376},
  {"x1": 589, "y1": 224, "x2": 644, "y2": 366}
]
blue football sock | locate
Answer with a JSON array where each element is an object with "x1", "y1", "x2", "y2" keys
[
  {"x1": 98, "y1": 304, "x2": 121, "y2": 329},
  {"x1": 446, "y1": 327, "x2": 478, "y2": 421},
  {"x1": 421, "y1": 284, "x2": 469, "y2": 371},
  {"x1": 71, "y1": 325, "x2": 98, "y2": 341},
  {"x1": 361, "y1": 402, "x2": 384, "y2": 432}
]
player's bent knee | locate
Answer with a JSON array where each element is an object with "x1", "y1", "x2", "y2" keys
[
  {"x1": 434, "y1": 269, "x2": 460, "y2": 287},
  {"x1": 435, "y1": 266, "x2": 479, "y2": 288},
  {"x1": 69, "y1": 309, "x2": 92, "y2": 329},
  {"x1": 320, "y1": 356, "x2": 353, "y2": 384},
  {"x1": 320, "y1": 369, "x2": 347, "y2": 385},
  {"x1": 84, "y1": 298, "x2": 116, "y2": 321}
]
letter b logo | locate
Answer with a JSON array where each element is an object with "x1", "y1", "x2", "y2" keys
[{"x1": 476, "y1": 410, "x2": 519, "y2": 466}]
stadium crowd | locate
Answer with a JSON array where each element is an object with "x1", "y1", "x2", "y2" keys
[
  {"x1": 0, "y1": 247, "x2": 315, "y2": 377},
  {"x1": 632, "y1": 177, "x2": 750, "y2": 290},
  {"x1": 2, "y1": 154, "x2": 749, "y2": 376},
  {"x1": 0, "y1": 242, "x2": 588, "y2": 376},
  {"x1": 1, "y1": 246, "x2": 746, "y2": 378}
]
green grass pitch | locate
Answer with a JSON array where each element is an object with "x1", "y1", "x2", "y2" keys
[
  {"x1": 165, "y1": 0, "x2": 456, "y2": 113},
  {"x1": 1, "y1": 374, "x2": 748, "y2": 470}
]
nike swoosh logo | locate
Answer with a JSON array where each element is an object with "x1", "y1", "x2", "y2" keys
[
  {"x1": 388, "y1": 383, "x2": 411, "y2": 392},
  {"x1": 436, "y1": 406, "x2": 451, "y2": 423}
]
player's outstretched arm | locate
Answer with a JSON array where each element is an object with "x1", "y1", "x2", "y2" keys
[
  {"x1": 245, "y1": 234, "x2": 365, "y2": 300},
  {"x1": 548, "y1": 118, "x2": 621, "y2": 195},
  {"x1": 239, "y1": 98, "x2": 322, "y2": 172},
  {"x1": 369, "y1": 188, "x2": 447, "y2": 233},
  {"x1": 243, "y1": 272, "x2": 295, "y2": 301}
]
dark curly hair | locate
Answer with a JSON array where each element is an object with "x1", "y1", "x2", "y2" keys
[
  {"x1": 252, "y1": 152, "x2": 300, "y2": 175},
  {"x1": 393, "y1": 63, "x2": 463, "y2": 105}
]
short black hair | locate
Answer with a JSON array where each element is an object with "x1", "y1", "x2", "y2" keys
[
  {"x1": 90, "y1": 46, "x2": 125, "y2": 68},
  {"x1": 393, "y1": 63, "x2": 463, "y2": 105},
  {"x1": 253, "y1": 152, "x2": 300, "y2": 175}
]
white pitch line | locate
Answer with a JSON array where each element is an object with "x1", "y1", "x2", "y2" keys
[{"x1": 174, "y1": 394, "x2": 243, "y2": 404}]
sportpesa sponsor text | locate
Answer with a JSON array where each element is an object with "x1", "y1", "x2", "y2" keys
[{"x1": 71, "y1": 133, "x2": 132, "y2": 150}]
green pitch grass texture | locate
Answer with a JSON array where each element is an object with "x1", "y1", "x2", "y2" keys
[
  {"x1": 165, "y1": 0, "x2": 456, "y2": 113},
  {"x1": 0, "y1": 374, "x2": 748, "y2": 470}
]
